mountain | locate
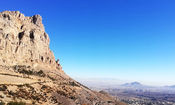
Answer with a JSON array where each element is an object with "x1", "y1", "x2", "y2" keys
[
  {"x1": 165, "y1": 85, "x2": 175, "y2": 88},
  {"x1": 0, "y1": 11, "x2": 126, "y2": 105},
  {"x1": 121, "y1": 82, "x2": 143, "y2": 87},
  {"x1": 170, "y1": 85, "x2": 175, "y2": 88}
]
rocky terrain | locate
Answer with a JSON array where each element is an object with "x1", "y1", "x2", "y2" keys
[{"x1": 0, "y1": 11, "x2": 126, "y2": 105}]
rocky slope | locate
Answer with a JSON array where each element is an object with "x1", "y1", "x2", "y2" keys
[{"x1": 0, "y1": 11, "x2": 126, "y2": 105}]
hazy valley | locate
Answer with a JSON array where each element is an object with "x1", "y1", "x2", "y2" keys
[{"x1": 76, "y1": 78, "x2": 175, "y2": 105}]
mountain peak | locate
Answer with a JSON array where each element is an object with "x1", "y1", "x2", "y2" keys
[
  {"x1": 131, "y1": 82, "x2": 141, "y2": 85},
  {"x1": 122, "y1": 82, "x2": 142, "y2": 87}
]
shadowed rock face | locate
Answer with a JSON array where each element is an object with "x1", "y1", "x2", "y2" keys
[
  {"x1": 0, "y1": 11, "x2": 126, "y2": 105},
  {"x1": 0, "y1": 11, "x2": 57, "y2": 71}
]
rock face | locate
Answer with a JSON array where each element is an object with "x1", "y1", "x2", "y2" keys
[
  {"x1": 0, "y1": 11, "x2": 126, "y2": 105},
  {"x1": 0, "y1": 11, "x2": 57, "y2": 71}
]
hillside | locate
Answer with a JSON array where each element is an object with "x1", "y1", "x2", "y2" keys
[{"x1": 0, "y1": 11, "x2": 126, "y2": 105}]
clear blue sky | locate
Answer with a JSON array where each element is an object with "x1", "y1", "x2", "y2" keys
[{"x1": 1, "y1": 0, "x2": 175, "y2": 86}]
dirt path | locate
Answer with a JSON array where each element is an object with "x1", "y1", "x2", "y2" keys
[{"x1": 0, "y1": 73, "x2": 38, "y2": 85}]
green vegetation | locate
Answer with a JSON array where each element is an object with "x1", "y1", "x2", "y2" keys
[
  {"x1": 47, "y1": 75, "x2": 56, "y2": 81},
  {"x1": 36, "y1": 70, "x2": 46, "y2": 77},
  {"x1": 0, "y1": 101, "x2": 5, "y2": 105},
  {"x1": 0, "y1": 85, "x2": 7, "y2": 91},
  {"x1": 69, "y1": 81, "x2": 79, "y2": 87},
  {"x1": 7, "y1": 101, "x2": 26, "y2": 105},
  {"x1": 13, "y1": 65, "x2": 46, "y2": 77}
]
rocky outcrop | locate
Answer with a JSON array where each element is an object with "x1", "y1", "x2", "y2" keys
[
  {"x1": 0, "y1": 11, "x2": 126, "y2": 105},
  {"x1": 0, "y1": 11, "x2": 58, "y2": 71}
]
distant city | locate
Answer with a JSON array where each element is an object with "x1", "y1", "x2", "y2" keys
[{"x1": 76, "y1": 78, "x2": 175, "y2": 105}]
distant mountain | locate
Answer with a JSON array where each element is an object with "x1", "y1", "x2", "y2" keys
[
  {"x1": 165, "y1": 85, "x2": 175, "y2": 88},
  {"x1": 121, "y1": 82, "x2": 143, "y2": 87},
  {"x1": 171, "y1": 85, "x2": 175, "y2": 88}
]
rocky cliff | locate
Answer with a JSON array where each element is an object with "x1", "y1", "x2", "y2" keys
[
  {"x1": 0, "y1": 11, "x2": 58, "y2": 71},
  {"x1": 0, "y1": 11, "x2": 126, "y2": 105}
]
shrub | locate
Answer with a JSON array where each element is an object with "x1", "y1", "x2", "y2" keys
[
  {"x1": 13, "y1": 65, "x2": 46, "y2": 77},
  {"x1": 0, "y1": 101, "x2": 5, "y2": 105},
  {"x1": 36, "y1": 70, "x2": 45, "y2": 77},
  {"x1": 0, "y1": 85, "x2": 7, "y2": 91},
  {"x1": 69, "y1": 81, "x2": 79, "y2": 87},
  {"x1": 7, "y1": 101, "x2": 26, "y2": 105}
]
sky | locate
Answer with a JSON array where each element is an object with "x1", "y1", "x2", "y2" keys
[{"x1": 0, "y1": 0, "x2": 175, "y2": 86}]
